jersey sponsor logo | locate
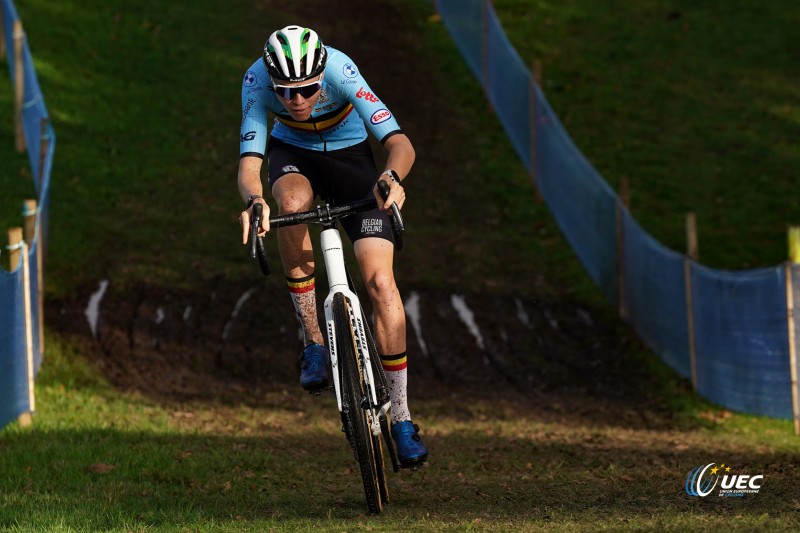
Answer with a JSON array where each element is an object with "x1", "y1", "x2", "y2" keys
[
  {"x1": 242, "y1": 98, "x2": 255, "y2": 124},
  {"x1": 318, "y1": 88, "x2": 330, "y2": 104},
  {"x1": 282, "y1": 165, "x2": 300, "y2": 173},
  {"x1": 241, "y1": 130, "x2": 256, "y2": 142},
  {"x1": 370, "y1": 108, "x2": 392, "y2": 125},
  {"x1": 343, "y1": 63, "x2": 358, "y2": 78},
  {"x1": 355, "y1": 87, "x2": 380, "y2": 103},
  {"x1": 243, "y1": 70, "x2": 257, "y2": 87},
  {"x1": 340, "y1": 79, "x2": 357, "y2": 85}
]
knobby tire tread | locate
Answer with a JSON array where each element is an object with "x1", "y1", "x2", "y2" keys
[
  {"x1": 334, "y1": 293, "x2": 382, "y2": 514},
  {"x1": 362, "y1": 316, "x2": 390, "y2": 502}
]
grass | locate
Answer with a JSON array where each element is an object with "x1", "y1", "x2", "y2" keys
[
  {"x1": 493, "y1": 0, "x2": 800, "y2": 270},
  {"x1": 1, "y1": 340, "x2": 799, "y2": 531},
  {"x1": 1, "y1": 0, "x2": 260, "y2": 294},
  {"x1": 2, "y1": 0, "x2": 800, "y2": 531}
]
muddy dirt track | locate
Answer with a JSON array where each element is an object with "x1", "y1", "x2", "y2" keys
[{"x1": 51, "y1": 272, "x2": 681, "y2": 432}]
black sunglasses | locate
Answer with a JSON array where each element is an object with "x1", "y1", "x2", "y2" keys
[{"x1": 273, "y1": 81, "x2": 321, "y2": 100}]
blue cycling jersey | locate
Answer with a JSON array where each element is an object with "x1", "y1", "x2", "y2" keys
[{"x1": 240, "y1": 46, "x2": 401, "y2": 155}]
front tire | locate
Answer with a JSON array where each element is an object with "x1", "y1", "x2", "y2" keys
[{"x1": 334, "y1": 293, "x2": 383, "y2": 514}]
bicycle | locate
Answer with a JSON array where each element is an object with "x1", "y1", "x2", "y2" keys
[{"x1": 248, "y1": 180, "x2": 405, "y2": 514}]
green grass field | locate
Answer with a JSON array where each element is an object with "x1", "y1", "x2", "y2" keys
[
  {"x1": 494, "y1": 0, "x2": 800, "y2": 270},
  {"x1": 2, "y1": 0, "x2": 800, "y2": 531}
]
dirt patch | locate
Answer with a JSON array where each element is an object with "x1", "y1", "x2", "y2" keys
[{"x1": 49, "y1": 274, "x2": 681, "y2": 433}]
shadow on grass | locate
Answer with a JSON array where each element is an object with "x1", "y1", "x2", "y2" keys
[{"x1": 1, "y1": 420, "x2": 797, "y2": 530}]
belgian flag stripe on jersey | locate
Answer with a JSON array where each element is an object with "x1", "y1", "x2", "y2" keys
[{"x1": 276, "y1": 103, "x2": 354, "y2": 133}]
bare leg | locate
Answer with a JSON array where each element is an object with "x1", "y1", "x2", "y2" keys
[
  {"x1": 355, "y1": 237, "x2": 410, "y2": 422},
  {"x1": 273, "y1": 173, "x2": 324, "y2": 346}
]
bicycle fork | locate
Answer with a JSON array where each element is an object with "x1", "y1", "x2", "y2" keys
[{"x1": 321, "y1": 227, "x2": 389, "y2": 436}]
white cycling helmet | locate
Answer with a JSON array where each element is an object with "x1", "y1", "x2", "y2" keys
[{"x1": 262, "y1": 25, "x2": 327, "y2": 83}]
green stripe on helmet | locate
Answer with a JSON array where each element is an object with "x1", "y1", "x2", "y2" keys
[
  {"x1": 278, "y1": 31, "x2": 293, "y2": 60},
  {"x1": 300, "y1": 28, "x2": 310, "y2": 57}
]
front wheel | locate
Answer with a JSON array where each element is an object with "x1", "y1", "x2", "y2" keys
[{"x1": 334, "y1": 293, "x2": 383, "y2": 514}]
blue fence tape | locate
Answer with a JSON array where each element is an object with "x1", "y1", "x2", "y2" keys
[
  {"x1": 0, "y1": 0, "x2": 54, "y2": 430},
  {"x1": 436, "y1": 0, "x2": 798, "y2": 420}
]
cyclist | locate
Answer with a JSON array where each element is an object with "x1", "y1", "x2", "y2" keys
[{"x1": 237, "y1": 25, "x2": 427, "y2": 468}]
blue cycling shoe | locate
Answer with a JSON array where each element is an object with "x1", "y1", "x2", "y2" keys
[
  {"x1": 299, "y1": 343, "x2": 329, "y2": 392},
  {"x1": 391, "y1": 420, "x2": 428, "y2": 468}
]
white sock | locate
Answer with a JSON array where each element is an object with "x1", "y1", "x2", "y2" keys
[
  {"x1": 381, "y1": 352, "x2": 410, "y2": 424},
  {"x1": 286, "y1": 274, "x2": 323, "y2": 346}
]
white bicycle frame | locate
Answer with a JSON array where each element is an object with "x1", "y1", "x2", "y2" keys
[{"x1": 320, "y1": 226, "x2": 390, "y2": 436}]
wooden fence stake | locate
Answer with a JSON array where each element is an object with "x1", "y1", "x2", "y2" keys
[
  {"x1": 13, "y1": 20, "x2": 25, "y2": 153},
  {"x1": 620, "y1": 176, "x2": 630, "y2": 209},
  {"x1": 8, "y1": 228, "x2": 35, "y2": 427},
  {"x1": 616, "y1": 178, "x2": 630, "y2": 321},
  {"x1": 786, "y1": 226, "x2": 800, "y2": 435},
  {"x1": 686, "y1": 212, "x2": 699, "y2": 261},
  {"x1": 685, "y1": 212, "x2": 698, "y2": 391},
  {"x1": 23, "y1": 199, "x2": 44, "y2": 355},
  {"x1": 533, "y1": 59, "x2": 543, "y2": 86},
  {"x1": 7, "y1": 227, "x2": 22, "y2": 271},
  {"x1": 38, "y1": 118, "x2": 49, "y2": 188},
  {"x1": 528, "y1": 63, "x2": 541, "y2": 201},
  {"x1": 528, "y1": 61, "x2": 544, "y2": 203},
  {"x1": 22, "y1": 201, "x2": 36, "y2": 245}
]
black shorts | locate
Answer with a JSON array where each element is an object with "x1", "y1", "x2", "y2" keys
[{"x1": 266, "y1": 137, "x2": 393, "y2": 244}]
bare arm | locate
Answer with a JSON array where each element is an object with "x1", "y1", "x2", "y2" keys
[
  {"x1": 374, "y1": 133, "x2": 415, "y2": 211},
  {"x1": 238, "y1": 155, "x2": 270, "y2": 243}
]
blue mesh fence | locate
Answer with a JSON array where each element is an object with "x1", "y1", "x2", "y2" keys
[
  {"x1": 0, "y1": 260, "x2": 28, "y2": 430},
  {"x1": 691, "y1": 264, "x2": 792, "y2": 419},
  {"x1": 436, "y1": 0, "x2": 484, "y2": 81},
  {"x1": 1, "y1": 0, "x2": 54, "y2": 429},
  {"x1": 436, "y1": 0, "x2": 799, "y2": 422},
  {"x1": 485, "y1": 3, "x2": 531, "y2": 170},
  {"x1": 622, "y1": 210, "x2": 691, "y2": 379},
  {"x1": 534, "y1": 83, "x2": 619, "y2": 303},
  {"x1": 29, "y1": 239, "x2": 41, "y2": 372}
]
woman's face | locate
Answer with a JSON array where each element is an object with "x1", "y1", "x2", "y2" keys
[{"x1": 273, "y1": 74, "x2": 324, "y2": 121}]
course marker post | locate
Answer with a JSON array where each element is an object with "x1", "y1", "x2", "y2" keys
[
  {"x1": 13, "y1": 20, "x2": 25, "y2": 153},
  {"x1": 23, "y1": 199, "x2": 43, "y2": 355},
  {"x1": 615, "y1": 177, "x2": 630, "y2": 320},
  {"x1": 8, "y1": 227, "x2": 34, "y2": 427},
  {"x1": 786, "y1": 226, "x2": 800, "y2": 435},
  {"x1": 685, "y1": 212, "x2": 698, "y2": 391}
]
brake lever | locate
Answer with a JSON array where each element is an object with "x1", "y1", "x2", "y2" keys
[
  {"x1": 376, "y1": 179, "x2": 404, "y2": 250},
  {"x1": 249, "y1": 203, "x2": 271, "y2": 275},
  {"x1": 250, "y1": 203, "x2": 262, "y2": 258}
]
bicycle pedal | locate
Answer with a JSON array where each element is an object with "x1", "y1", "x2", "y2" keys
[
  {"x1": 305, "y1": 384, "x2": 332, "y2": 396},
  {"x1": 399, "y1": 458, "x2": 427, "y2": 471}
]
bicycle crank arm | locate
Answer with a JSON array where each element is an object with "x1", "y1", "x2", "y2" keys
[{"x1": 379, "y1": 415, "x2": 400, "y2": 473}]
